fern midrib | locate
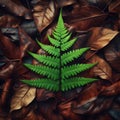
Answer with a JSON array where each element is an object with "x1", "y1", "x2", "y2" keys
[{"x1": 59, "y1": 31, "x2": 62, "y2": 91}]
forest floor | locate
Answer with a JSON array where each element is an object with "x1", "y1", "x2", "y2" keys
[{"x1": 0, "y1": 0, "x2": 120, "y2": 120}]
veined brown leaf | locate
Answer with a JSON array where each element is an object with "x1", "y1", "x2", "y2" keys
[
  {"x1": 86, "y1": 52, "x2": 112, "y2": 80},
  {"x1": 104, "y1": 44, "x2": 120, "y2": 72},
  {"x1": 109, "y1": 0, "x2": 120, "y2": 13},
  {"x1": 33, "y1": 0, "x2": 56, "y2": 32},
  {"x1": 87, "y1": 27, "x2": 118, "y2": 50},
  {"x1": 10, "y1": 84, "x2": 36, "y2": 112},
  {"x1": 56, "y1": 0, "x2": 76, "y2": 7}
]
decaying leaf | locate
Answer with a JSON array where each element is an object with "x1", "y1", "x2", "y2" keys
[
  {"x1": 10, "y1": 84, "x2": 36, "y2": 112},
  {"x1": 104, "y1": 44, "x2": 120, "y2": 72},
  {"x1": 18, "y1": 27, "x2": 37, "y2": 58},
  {"x1": 56, "y1": 0, "x2": 76, "y2": 7},
  {"x1": 0, "y1": 15, "x2": 20, "y2": 27},
  {"x1": 109, "y1": 0, "x2": 120, "y2": 14},
  {"x1": 101, "y1": 81, "x2": 120, "y2": 96},
  {"x1": 0, "y1": 62, "x2": 16, "y2": 79},
  {"x1": 64, "y1": 5, "x2": 107, "y2": 31},
  {"x1": 86, "y1": 52, "x2": 112, "y2": 80},
  {"x1": 87, "y1": 27, "x2": 119, "y2": 50},
  {"x1": 0, "y1": 0, "x2": 32, "y2": 19},
  {"x1": 72, "y1": 82, "x2": 101, "y2": 114},
  {"x1": 33, "y1": 0, "x2": 56, "y2": 32}
]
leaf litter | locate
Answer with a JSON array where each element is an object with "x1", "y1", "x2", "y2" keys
[{"x1": 0, "y1": 0, "x2": 120, "y2": 120}]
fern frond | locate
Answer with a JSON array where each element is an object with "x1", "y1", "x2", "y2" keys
[
  {"x1": 48, "y1": 35, "x2": 60, "y2": 47},
  {"x1": 61, "y1": 38, "x2": 77, "y2": 51},
  {"x1": 21, "y1": 79, "x2": 59, "y2": 91},
  {"x1": 24, "y1": 64, "x2": 59, "y2": 80},
  {"x1": 62, "y1": 77, "x2": 97, "y2": 91},
  {"x1": 28, "y1": 51, "x2": 59, "y2": 68},
  {"x1": 21, "y1": 10, "x2": 97, "y2": 92},
  {"x1": 62, "y1": 63, "x2": 96, "y2": 79},
  {"x1": 37, "y1": 40, "x2": 60, "y2": 57},
  {"x1": 61, "y1": 48, "x2": 90, "y2": 66}
]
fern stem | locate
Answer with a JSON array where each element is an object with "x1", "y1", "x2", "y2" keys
[{"x1": 59, "y1": 36, "x2": 62, "y2": 91}]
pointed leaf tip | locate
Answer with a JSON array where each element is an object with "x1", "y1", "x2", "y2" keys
[{"x1": 57, "y1": 9, "x2": 64, "y2": 28}]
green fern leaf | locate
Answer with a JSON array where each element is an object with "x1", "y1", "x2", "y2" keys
[
  {"x1": 61, "y1": 47, "x2": 90, "y2": 66},
  {"x1": 48, "y1": 35, "x2": 60, "y2": 47},
  {"x1": 61, "y1": 38, "x2": 77, "y2": 51},
  {"x1": 24, "y1": 64, "x2": 59, "y2": 80},
  {"x1": 21, "y1": 79, "x2": 59, "y2": 91},
  {"x1": 21, "y1": 10, "x2": 98, "y2": 92},
  {"x1": 61, "y1": 33, "x2": 72, "y2": 43},
  {"x1": 37, "y1": 40, "x2": 60, "y2": 57},
  {"x1": 28, "y1": 51, "x2": 59, "y2": 68},
  {"x1": 62, "y1": 77, "x2": 97, "y2": 91},
  {"x1": 62, "y1": 63, "x2": 96, "y2": 79}
]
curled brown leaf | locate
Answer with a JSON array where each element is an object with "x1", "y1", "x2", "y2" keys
[
  {"x1": 64, "y1": 5, "x2": 107, "y2": 31},
  {"x1": 104, "y1": 44, "x2": 120, "y2": 72},
  {"x1": 0, "y1": 15, "x2": 20, "y2": 27},
  {"x1": 109, "y1": 0, "x2": 120, "y2": 14},
  {"x1": 33, "y1": 0, "x2": 56, "y2": 33},
  {"x1": 0, "y1": 0, "x2": 32, "y2": 19},
  {"x1": 72, "y1": 82, "x2": 102, "y2": 114},
  {"x1": 86, "y1": 52, "x2": 112, "y2": 80},
  {"x1": 10, "y1": 84, "x2": 36, "y2": 112},
  {"x1": 87, "y1": 27, "x2": 118, "y2": 51}
]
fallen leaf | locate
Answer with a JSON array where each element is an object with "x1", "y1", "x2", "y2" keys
[
  {"x1": 0, "y1": 32, "x2": 20, "y2": 59},
  {"x1": 104, "y1": 40, "x2": 120, "y2": 72},
  {"x1": 0, "y1": 0, "x2": 32, "y2": 19},
  {"x1": 101, "y1": 81, "x2": 120, "y2": 96},
  {"x1": 10, "y1": 84, "x2": 36, "y2": 112},
  {"x1": 0, "y1": 15, "x2": 20, "y2": 27},
  {"x1": 0, "y1": 62, "x2": 16, "y2": 79},
  {"x1": 109, "y1": 0, "x2": 120, "y2": 14},
  {"x1": 87, "y1": 27, "x2": 118, "y2": 50},
  {"x1": 23, "y1": 110, "x2": 45, "y2": 120},
  {"x1": 39, "y1": 99, "x2": 63, "y2": 120},
  {"x1": 56, "y1": 0, "x2": 76, "y2": 7},
  {"x1": 59, "y1": 101, "x2": 81, "y2": 120},
  {"x1": 72, "y1": 82, "x2": 101, "y2": 114},
  {"x1": 33, "y1": 0, "x2": 56, "y2": 32},
  {"x1": 86, "y1": 52, "x2": 112, "y2": 80},
  {"x1": 64, "y1": 5, "x2": 107, "y2": 31},
  {"x1": 18, "y1": 27, "x2": 37, "y2": 58},
  {"x1": 1, "y1": 79, "x2": 12, "y2": 109}
]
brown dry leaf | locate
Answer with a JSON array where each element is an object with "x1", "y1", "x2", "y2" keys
[
  {"x1": 56, "y1": 0, "x2": 76, "y2": 7},
  {"x1": 64, "y1": 5, "x2": 107, "y2": 31},
  {"x1": 23, "y1": 110, "x2": 45, "y2": 120},
  {"x1": 0, "y1": 62, "x2": 16, "y2": 79},
  {"x1": 36, "y1": 89, "x2": 55, "y2": 101},
  {"x1": 0, "y1": 0, "x2": 32, "y2": 19},
  {"x1": 104, "y1": 45, "x2": 120, "y2": 72},
  {"x1": 101, "y1": 81, "x2": 120, "y2": 96},
  {"x1": 18, "y1": 27, "x2": 37, "y2": 58},
  {"x1": 109, "y1": 0, "x2": 120, "y2": 13},
  {"x1": 87, "y1": 27, "x2": 118, "y2": 51},
  {"x1": 86, "y1": 52, "x2": 112, "y2": 80},
  {"x1": 10, "y1": 84, "x2": 36, "y2": 112},
  {"x1": 59, "y1": 101, "x2": 81, "y2": 120},
  {"x1": 0, "y1": 15, "x2": 20, "y2": 27},
  {"x1": 0, "y1": 32, "x2": 20, "y2": 59},
  {"x1": 72, "y1": 82, "x2": 101, "y2": 114},
  {"x1": 33, "y1": 0, "x2": 56, "y2": 33}
]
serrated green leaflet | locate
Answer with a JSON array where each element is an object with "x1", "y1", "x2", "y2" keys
[{"x1": 21, "y1": 10, "x2": 97, "y2": 92}]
